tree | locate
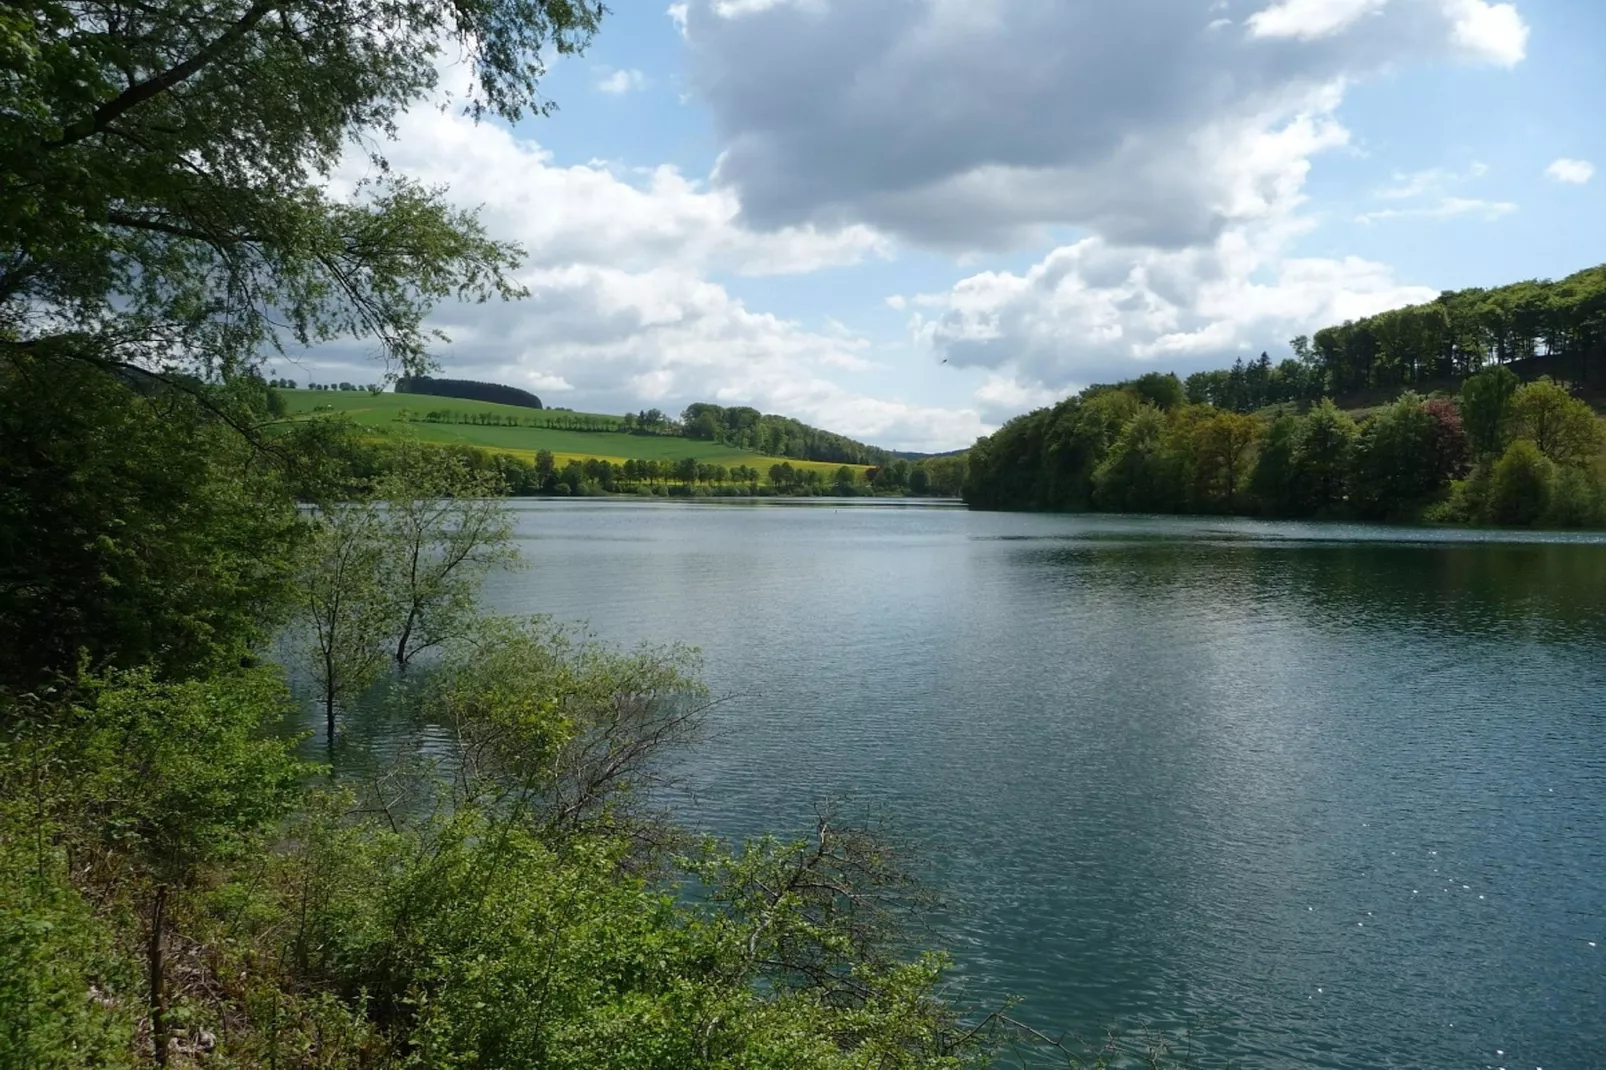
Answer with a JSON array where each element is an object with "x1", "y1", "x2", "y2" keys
[
  {"x1": 1249, "y1": 413, "x2": 1301, "y2": 516},
  {"x1": 1189, "y1": 411, "x2": 1259, "y2": 512},
  {"x1": 296, "y1": 502, "x2": 394, "y2": 747},
  {"x1": 1351, "y1": 394, "x2": 1451, "y2": 519},
  {"x1": 374, "y1": 446, "x2": 518, "y2": 671},
  {"x1": 1459, "y1": 365, "x2": 1520, "y2": 457},
  {"x1": 1508, "y1": 378, "x2": 1605, "y2": 467},
  {"x1": 4, "y1": 1, "x2": 604, "y2": 392},
  {"x1": 1092, "y1": 406, "x2": 1178, "y2": 513},
  {"x1": 0, "y1": 353, "x2": 300, "y2": 692},
  {"x1": 1487, "y1": 439, "x2": 1552, "y2": 526},
  {"x1": 1292, "y1": 400, "x2": 1358, "y2": 516}
]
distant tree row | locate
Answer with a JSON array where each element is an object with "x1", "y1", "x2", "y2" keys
[
  {"x1": 396, "y1": 374, "x2": 544, "y2": 409},
  {"x1": 408, "y1": 408, "x2": 622, "y2": 432},
  {"x1": 1182, "y1": 263, "x2": 1606, "y2": 410},
  {"x1": 679, "y1": 403, "x2": 903, "y2": 466},
  {"x1": 300, "y1": 380, "x2": 381, "y2": 392},
  {"x1": 963, "y1": 369, "x2": 1606, "y2": 527}
]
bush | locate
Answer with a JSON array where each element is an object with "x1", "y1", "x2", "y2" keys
[
  {"x1": 1543, "y1": 465, "x2": 1606, "y2": 528},
  {"x1": 1487, "y1": 440, "x2": 1553, "y2": 526}
]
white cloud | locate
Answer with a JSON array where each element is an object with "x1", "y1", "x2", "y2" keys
[
  {"x1": 595, "y1": 67, "x2": 646, "y2": 94},
  {"x1": 1445, "y1": 0, "x2": 1528, "y2": 66},
  {"x1": 1545, "y1": 157, "x2": 1595, "y2": 185},
  {"x1": 910, "y1": 222, "x2": 1439, "y2": 389},
  {"x1": 1247, "y1": 0, "x2": 1389, "y2": 41},
  {"x1": 1357, "y1": 196, "x2": 1516, "y2": 223},
  {"x1": 1359, "y1": 159, "x2": 1513, "y2": 223},
  {"x1": 667, "y1": 2, "x2": 689, "y2": 37},
  {"x1": 1376, "y1": 161, "x2": 1485, "y2": 199},
  {"x1": 974, "y1": 375, "x2": 1062, "y2": 422}
]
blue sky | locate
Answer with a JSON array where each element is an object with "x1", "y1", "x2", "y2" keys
[{"x1": 296, "y1": 0, "x2": 1604, "y2": 451}]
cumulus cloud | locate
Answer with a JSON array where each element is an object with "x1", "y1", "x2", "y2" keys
[
  {"x1": 1445, "y1": 0, "x2": 1529, "y2": 66},
  {"x1": 1545, "y1": 157, "x2": 1595, "y2": 185},
  {"x1": 1247, "y1": 0, "x2": 1389, "y2": 41},
  {"x1": 909, "y1": 224, "x2": 1438, "y2": 389},
  {"x1": 680, "y1": 0, "x2": 1528, "y2": 250},
  {"x1": 595, "y1": 67, "x2": 647, "y2": 94}
]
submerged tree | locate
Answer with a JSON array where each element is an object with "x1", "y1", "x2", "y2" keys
[
  {"x1": 296, "y1": 502, "x2": 394, "y2": 747},
  {"x1": 375, "y1": 446, "x2": 518, "y2": 671}
]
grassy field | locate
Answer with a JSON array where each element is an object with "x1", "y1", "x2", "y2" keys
[{"x1": 280, "y1": 389, "x2": 868, "y2": 476}]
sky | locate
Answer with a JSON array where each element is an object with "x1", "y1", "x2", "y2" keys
[{"x1": 281, "y1": 0, "x2": 1606, "y2": 453}]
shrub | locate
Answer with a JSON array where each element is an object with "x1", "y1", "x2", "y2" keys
[{"x1": 1487, "y1": 440, "x2": 1553, "y2": 527}]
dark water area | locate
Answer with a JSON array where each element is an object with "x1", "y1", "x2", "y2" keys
[{"x1": 326, "y1": 500, "x2": 1606, "y2": 1068}]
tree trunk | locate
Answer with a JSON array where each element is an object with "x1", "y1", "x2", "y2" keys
[
  {"x1": 149, "y1": 884, "x2": 168, "y2": 1066},
  {"x1": 394, "y1": 607, "x2": 417, "y2": 672},
  {"x1": 325, "y1": 686, "x2": 336, "y2": 750}
]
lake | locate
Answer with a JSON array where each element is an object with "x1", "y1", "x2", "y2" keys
[{"x1": 468, "y1": 500, "x2": 1606, "y2": 1067}]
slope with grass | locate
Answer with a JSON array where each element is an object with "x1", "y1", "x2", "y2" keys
[{"x1": 279, "y1": 389, "x2": 868, "y2": 476}]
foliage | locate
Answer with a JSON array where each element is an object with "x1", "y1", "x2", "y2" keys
[
  {"x1": 1459, "y1": 365, "x2": 1520, "y2": 457},
  {"x1": 1507, "y1": 377, "x2": 1606, "y2": 467},
  {"x1": 1350, "y1": 394, "x2": 1464, "y2": 519},
  {"x1": 396, "y1": 375, "x2": 544, "y2": 409},
  {"x1": 372, "y1": 446, "x2": 518, "y2": 669},
  {"x1": 1290, "y1": 400, "x2": 1357, "y2": 516},
  {"x1": 0, "y1": 820, "x2": 136, "y2": 1069},
  {"x1": 0, "y1": 352, "x2": 301, "y2": 692},
  {"x1": 964, "y1": 368, "x2": 1606, "y2": 528},
  {"x1": 1486, "y1": 440, "x2": 1554, "y2": 527},
  {"x1": 680, "y1": 402, "x2": 902, "y2": 466},
  {"x1": 2, "y1": 0, "x2": 602, "y2": 381},
  {"x1": 1091, "y1": 406, "x2": 1179, "y2": 513}
]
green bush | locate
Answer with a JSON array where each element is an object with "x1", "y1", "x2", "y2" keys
[
  {"x1": 1487, "y1": 440, "x2": 1553, "y2": 527},
  {"x1": 1543, "y1": 465, "x2": 1606, "y2": 528}
]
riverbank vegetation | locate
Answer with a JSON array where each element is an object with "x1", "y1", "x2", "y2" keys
[{"x1": 964, "y1": 367, "x2": 1606, "y2": 526}]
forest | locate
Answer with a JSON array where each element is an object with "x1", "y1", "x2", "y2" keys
[
  {"x1": 963, "y1": 366, "x2": 1606, "y2": 527},
  {"x1": 395, "y1": 374, "x2": 545, "y2": 409},
  {"x1": 0, "y1": 3, "x2": 1085, "y2": 1068},
  {"x1": 1180, "y1": 264, "x2": 1606, "y2": 412}
]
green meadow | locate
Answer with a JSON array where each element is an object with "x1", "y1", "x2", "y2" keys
[{"x1": 280, "y1": 389, "x2": 870, "y2": 476}]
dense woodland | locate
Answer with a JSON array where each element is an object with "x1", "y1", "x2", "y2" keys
[
  {"x1": 1181, "y1": 265, "x2": 1606, "y2": 411},
  {"x1": 0, "y1": 4, "x2": 1082, "y2": 1068},
  {"x1": 964, "y1": 366, "x2": 1606, "y2": 527},
  {"x1": 396, "y1": 374, "x2": 545, "y2": 409}
]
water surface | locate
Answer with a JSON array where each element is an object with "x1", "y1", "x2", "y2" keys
[{"x1": 477, "y1": 500, "x2": 1605, "y2": 1068}]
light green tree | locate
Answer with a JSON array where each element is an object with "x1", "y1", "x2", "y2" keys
[
  {"x1": 1508, "y1": 377, "x2": 1605, "y2": 467},
  {"x1": 1487, "y1": 439, "x2": 1553, "y2": 526}
]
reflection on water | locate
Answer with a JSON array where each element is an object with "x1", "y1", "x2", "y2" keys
[{"x1": 287, "y1": 502, "x2": 1606, "y2": 1069}]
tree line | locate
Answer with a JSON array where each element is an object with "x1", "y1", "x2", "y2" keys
[
  {"x1": 963, "y1": 368, "x2": 1606, "y2": 527},
  {"x1": 306, "y1": 434, "x2": 968, "y2": 499},
  {"x1": 680, "y1": 402, "x2": 907, "y2": 466},
  {"x1": 395, "y1": 374, "x2": 545, "y2": 409},
  {"x1": 1182, "y1": 263, "x2": 1606, "y2": 411}
]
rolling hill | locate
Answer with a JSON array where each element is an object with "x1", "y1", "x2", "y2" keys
[{"x1": 278, "y1": 389, "x2": 873, "y2": 476}]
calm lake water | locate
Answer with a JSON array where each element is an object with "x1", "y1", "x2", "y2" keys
[{"x1": 421, "y1": 500, "x2": 1606, "y2": 1067}]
